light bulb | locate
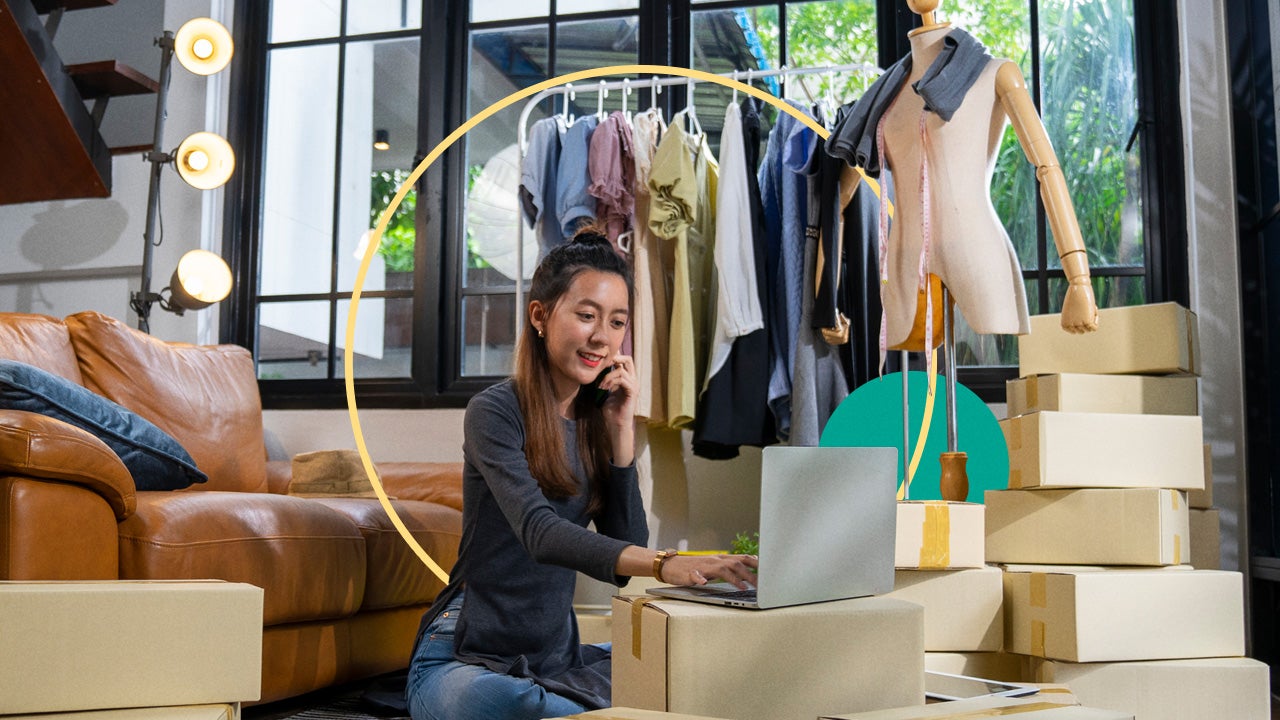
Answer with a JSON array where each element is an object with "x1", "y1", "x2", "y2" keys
[{"x1": 174, "y1": 18, "x2": 233, "y2": 76}]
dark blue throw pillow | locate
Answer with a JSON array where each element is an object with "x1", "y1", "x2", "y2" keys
[{"x1": 0, "y1": 359, "x2": 207, "y2": 491}]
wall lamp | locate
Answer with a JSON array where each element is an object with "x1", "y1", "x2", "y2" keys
[{"x1": 130, "y1": 17, "x2": 235, "y2": 333}]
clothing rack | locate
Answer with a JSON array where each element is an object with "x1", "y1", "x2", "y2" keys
[{"x1": 513, "y1": 62, "x2": 882, "y2": 339}]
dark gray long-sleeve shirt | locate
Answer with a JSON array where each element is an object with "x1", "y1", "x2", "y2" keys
[{"x1": 412, "y1": 379, "x2": 648, "y2": 709}]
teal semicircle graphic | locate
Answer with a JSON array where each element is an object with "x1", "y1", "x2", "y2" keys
[{"x1": 819, "y1": 371, "x2": 1009, "y2": 503}]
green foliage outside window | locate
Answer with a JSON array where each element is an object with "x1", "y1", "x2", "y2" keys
[{"x1": 370, "y1": 169, "x2": 417, "y2": 273}]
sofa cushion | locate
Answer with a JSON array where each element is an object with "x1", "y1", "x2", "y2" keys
[
  {"x1": 65, "y1": 311, "x2": 268, "y2": 493},
  {"x1": 118, "y1": 491, "x2": 367, "y2": 625},
  {"x1": 0, "y1": 313, "x2": 83, "y2": 385},
  {"x1": 0, "y1": 361, "x2": 206, "y2": 491},
  {"x1": 311, "y1": 498, "x2": 461, "y2": 611},
  {"x1": 377, "y1": 462, "x2": 464, "y2": 511},
  {"x1": 0, "y1": 409, "x2": 136, "y2": 519}
]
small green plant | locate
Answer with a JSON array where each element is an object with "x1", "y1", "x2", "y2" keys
[{"x1": 730, "y1": 531, "x2": 759, "y2": 556}]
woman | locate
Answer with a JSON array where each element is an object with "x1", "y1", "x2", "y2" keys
[{"x1": 406, "y1": 229, "x2": 758, "y2": 720}]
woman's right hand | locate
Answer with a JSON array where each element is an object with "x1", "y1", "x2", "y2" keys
[{"x1": 659, "y1": 554, "x2": 758, "y2": 590}]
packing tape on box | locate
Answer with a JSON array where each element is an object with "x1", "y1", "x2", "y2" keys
[
  {"x1": 1026, "y1": 377, "x2": 1039, "y2": 410},
  {"x1": 919, "y1": 502, "x2": 952, "y2": 569},
  {"x1": 1009, "y1": 469, "x2": 1023, "y2": 489},
  {"x1": 1030, "y1": 573, "x2": 1047, "y2": 608},
  {"x1": 1005, "y1": 417, "x2": 1022, "y2": 451},
  {"x1": 1031, "y1": 619, "x2": 1046, "y2": 657},
  {"x1": 630, "y1": 597, "x2": 654, "y2": 660},
  {"x1": 1171, "y1": 490, "x2": 1180, "y2": 510},
  {"x1": 1174, "y1": 534, "x2": 1182, "y2": 565}
]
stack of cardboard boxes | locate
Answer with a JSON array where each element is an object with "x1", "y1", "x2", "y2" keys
[
  {"x1": 986, "y1": 302, "x2": 1268, "y2": 720},
  {"x1": 885, "y1": 499, "x2": 1017, "y2": 681}
]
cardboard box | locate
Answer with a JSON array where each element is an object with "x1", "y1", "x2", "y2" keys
[
  {"x1": 1189, "y1": 508, "x2": 1222, "y2": 569},
  {"x1": 1006, "y1": 374, "x2": 1198, "y2": 417},
  {"x1": 1002, "y1": 412, "x2": 1204, "y2": 491},
  {"x1": 821, "y1": 694, "x2": 1132, "y2": 719},
  {"x1": 0, "y1": 705, "x2": 238, "y2": 720},
  {"x1": 1189, "y1": 444, "x2": 1213, "y2": 509},
  {"x1": 985, "y1": 488, "x2": 1188, "y2": 566},
  {"x1": 552, "y1": 708, "x2": 737, "y2": 719},
  {"x1": 1002, "y1": 568, "x2": 1244, "y2": 662},
  {"x1": 896, "y1": 501, "x2": 985, "y2": 569},
  {"x1": 1018, "y1": 302, "x2": 1199, "y2": 377},
  {"x1": 612, "y1": 595, "x2": 924, "y2": 720},
  {"x1": 924, "y1": 652, "x2": 1027, "y2": 683},
  {"x1": 1028, "y1": 657, "x2": 1269, "y2": 720},
  {"x1": 0, "y1": 581, "x2": 263, "y2": 714},
  {"x1": 577, "y1": 608, "x2": 613, "y2": 645},
  {"x1": 886, "y1": 568, "x2": 1003, "y2": 651}
]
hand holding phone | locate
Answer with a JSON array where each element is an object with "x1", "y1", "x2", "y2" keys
[{"x1": 586, "y1": 365, "x2": 614, "y2": 407}]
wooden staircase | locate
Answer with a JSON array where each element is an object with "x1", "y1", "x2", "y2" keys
[{"x1": 0, "y1": 0, "x2": 158, "y2": 205}]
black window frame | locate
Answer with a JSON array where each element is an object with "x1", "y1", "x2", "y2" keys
[{"x1": 223, "y1": 0, "x2": 1189, "y2": 408}]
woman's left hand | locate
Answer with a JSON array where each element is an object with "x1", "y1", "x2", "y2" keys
[{"x1": 597, "y1": 353, "x2": 637, "y2": 430}]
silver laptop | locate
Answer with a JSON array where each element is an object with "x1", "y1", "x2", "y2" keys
[{"x1": 646, "y1": 445, "x2": 898, "y2": 610}]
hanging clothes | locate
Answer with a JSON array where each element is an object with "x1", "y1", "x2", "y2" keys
[
  {"x1": 629, "y1": 108, "x2": 669, "y2": 425},
  {"x1": 556, "y1": 114, "x2": 599, "y2": 239},
  {"x1": 681, "y1": 110, "x2": 720, "y2": 414},
  {"x1": 758, "y1": 99, "x2": 815, "y2": 443},
  {"x1": 647, "y1": 121, "x2": 699, "y2": 429},
  {"x1": 693, "y1": 98, "x2": 776, "y2": 459},
  {"x1": 587, "y1": 110, "x2": 636, "y2": 251},
  {"x1": 519, "y1": 116, "x2": 567, "y2": 258}
]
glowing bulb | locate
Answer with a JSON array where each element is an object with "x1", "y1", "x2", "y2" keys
[
  {"x1": 192, "y1": 38, "x2": 214, "y2": 60},
  {"x1": 184, "y1": 149, "x2": 210, "y2": 173}
]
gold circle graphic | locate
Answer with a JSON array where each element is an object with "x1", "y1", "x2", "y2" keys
[{"x1": 347, "y1": 64, "x2": 888, "y2": 584}]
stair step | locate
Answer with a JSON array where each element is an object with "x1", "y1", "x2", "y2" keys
[
  {"x1": 32, "y1": 0, "x2": 117, "y2": 13},
  {"x1": 67, "y1": 60, "x2": 158, "y2": 99}
]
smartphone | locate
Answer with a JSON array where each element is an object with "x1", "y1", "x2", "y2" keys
[{"x1": 584, "y1": 365, "x2": 613, "y2": 407}]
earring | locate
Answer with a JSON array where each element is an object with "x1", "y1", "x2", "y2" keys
[{"x1": 537, "y1": 328, "x2": 545, "y2": 338}]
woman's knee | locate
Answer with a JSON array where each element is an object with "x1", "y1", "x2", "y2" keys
[{"x1": 411, "y1": 664, "x2": 557, "y2": 720}]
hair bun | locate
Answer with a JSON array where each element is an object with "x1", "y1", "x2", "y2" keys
[{"x1": 570, "y1": 225, "x2": 610, "y2": 246}]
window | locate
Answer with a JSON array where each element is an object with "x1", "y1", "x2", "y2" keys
[{"x1": 224, "y1": 0, "x2": 1185, "y2": 407}]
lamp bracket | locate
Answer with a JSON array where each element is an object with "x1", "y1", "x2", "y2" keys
[{"x1": 145, "y1": 150, "x2": 174, "y2": 165}]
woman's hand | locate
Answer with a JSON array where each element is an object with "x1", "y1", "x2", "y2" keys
[
  {"x1": 598, "y1": 354, "x2": 637, "y2": 424},
  {"x1": 598, "y1": 354, "x2": 637, "y2": 466},
  {"x1": 659, "y1": 554, "x2": 759, "y2": 590}
]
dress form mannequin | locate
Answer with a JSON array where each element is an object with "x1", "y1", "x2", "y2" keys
[{"x1": 886, "y1": 0, "x2": 1099, "y2": 500}]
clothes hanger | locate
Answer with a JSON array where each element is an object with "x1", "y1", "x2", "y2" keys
[
  {"x1": 682, "y1": 77, "x2": 703, "y2": 137},
  {"x1": 731, "y1": 69, "x2": 739, "y2": 104},
  {"x1": 650, "y1": 75, "x2": 662, "y2": 117},
  {"x1": 622, "y1": 78, "x2": 632, "y2": 123},
  {"x1": 564, "y1": 83, "x2": 575, "y2": 124},
  {"x1": 596, "y1": 80, "x2": 608, "y2": 122}
]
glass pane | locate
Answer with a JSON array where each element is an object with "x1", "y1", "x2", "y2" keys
[
  {"x1": 338, "y1": 38, "x2": 421, "y2": 293},
  {"x1": 261, "y1": 45, "x2": 339, "y2": 296},
  {"x1": 347, "y1": 0, "x2": 422, "y2": 35},
  {"x1": 258, "y1": 301, "x2": 332, "y2": 380},
  {"x1": 471, "y1": 0, "x2": 550, "y2": 23},
  {"x1": 271, "y1": 0, "x2": 340, "y2": 43},
  {"x1": 466, "y1": 25, "x2": 549, "y2": 287},
  {"x1": 555, "y1": 18, "x2": 640, "y2": 76},
  {"x1": 336, "y1": 299, "x2": 413, "y2": 378},
  {"x1": 945, "y1": 0, "x2": 1037, "y2": 271},
  {"x1": 784, "y1": 1, "x2": 879, "y2": 99},
  {"x1": 1040, "y1": 0, "x2": 1143, "y2": 270},
  {"x1": 461, "y1": 294, "x2": 518, "y2": 377},
  {"x1": 559, "y1": 0, "x2": 638, "y2": 12},
  {"x1": 1047, "y1": 274, "x2": 1144, "y2": 314},
  {"x1": 692, "y1": 7, "x2": 780, "y2": 154}
]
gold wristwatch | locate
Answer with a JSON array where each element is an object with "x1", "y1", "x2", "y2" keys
[{"x1": 653, "y1": 548, "x2": 679, "y2": 582}]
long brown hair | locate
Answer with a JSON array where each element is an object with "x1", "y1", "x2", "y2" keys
[{"x1": 512, "y1": 228, "x2": 633, "y2": 516}]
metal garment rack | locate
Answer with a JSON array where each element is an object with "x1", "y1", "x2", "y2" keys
[{"x1": 511, "y1": 61, "x2": 882, "y2": 334}]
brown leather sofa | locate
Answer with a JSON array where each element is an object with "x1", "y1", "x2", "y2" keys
[{"x1": 0, "y1": 311, "x2": 464, "y2": 704}]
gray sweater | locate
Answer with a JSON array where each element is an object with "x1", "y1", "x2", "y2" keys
[{"x1": 412, "y1": 379, "x2": 648, "y2": 709}]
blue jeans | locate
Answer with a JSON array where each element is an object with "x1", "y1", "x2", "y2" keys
[{"x1": 406, "y1": 593, "x2": 591, "y2": 720}]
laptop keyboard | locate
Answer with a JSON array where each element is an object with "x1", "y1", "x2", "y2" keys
[{"x1": 709, "y1": 589, "x2": 757, "y2": 601}]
